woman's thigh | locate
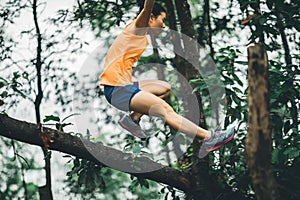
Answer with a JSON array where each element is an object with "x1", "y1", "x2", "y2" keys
[
  {"x1": 138, "y1": 80, "x2": 171, "y2": 97},
  {"x1": 129, "y1": 90, "x2": 172, "y2": 117}
]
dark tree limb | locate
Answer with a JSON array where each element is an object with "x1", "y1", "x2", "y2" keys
[
  {"x1": 173, "y1": 1, "x2": 212, "y2": 199},
  {"x1": 32, "y1": 0, "x2": 52, "y2": 199},
  {"x1": 204, "y1": 0, "x2": 214, "y2": 59},
  {"x1": 0, "y1": 114, "x2": 193, "y2": 193}
]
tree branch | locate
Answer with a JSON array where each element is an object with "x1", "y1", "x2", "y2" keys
[
  {"x1": 33, "y1": 0, "x2": 43, "y2": 124},
  {"x1": 32, "y1": 0, "x2": 53, "y2": 198},
  {"x1": 0, "y1": 114, "x2": 192, "y2": 193}
]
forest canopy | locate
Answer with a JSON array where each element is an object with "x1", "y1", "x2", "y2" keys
[{"x1": 0, "y1": 0, "x2": 299, "y2": 199}]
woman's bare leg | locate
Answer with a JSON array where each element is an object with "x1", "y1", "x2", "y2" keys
[
  {"x1": 130, "y1": 80, "x2": 171, "y2": 121},
  {"x1": 129, "y1": 90, "x2": 210, "y2": 139}
]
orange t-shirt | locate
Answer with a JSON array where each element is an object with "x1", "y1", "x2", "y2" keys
[{"x1": 100, "y1": 21, "x2": 149, "y2": 86}]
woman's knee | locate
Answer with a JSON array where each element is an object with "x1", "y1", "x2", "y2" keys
[
  {"x1": 139, "y1": 80, "x2": 171, "y2": 97},
  {"x1": 148, "y1": 101, "x2": 174, "y2": 119},
  {"x1": 160, "y1": 81, "x2": 171, "y2": 91},
  {"x1": 159, "y1": 81, "x2": 171, "y2": 98}
]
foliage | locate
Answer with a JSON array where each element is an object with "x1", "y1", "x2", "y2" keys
[
  {"x1": 269, "y1": 58, "x2": 300, "y2": 199},
  {"x1": 0, "y1": 28, "x2": 13, "y2": 62},
  {"x1": 238, "y1": 0, "x2": 299, "y2": 44},
  {"x1": 0, "y1": 138, "x2": 40, "y2": 200},
  {"x1": 0, "y1": 0, "x2": 85, "y2": 199},
  {"x1": 0, "y1": 0, "x2": 299, "y2": 199},
  {"x1": 0, "y1": 72, "x2": 26, "y2": 110},
  {"x1": 189, "y1": 0, "x2": 299, "y2": 198},
  {"x1": 73, "y1": 0, "x2": 137, "y2": 36},
  {"x1": 63, "y1": 156, "x2": 162, "y2": 200},
  {"x1": 237, "y1": 1, "x2": 299, "y2": 199},
  {"x1": 0, "y1": 71, "x2": 39, "y2": 199},
  {"x1": 213, "y1": 48, "x2": 249, "y2": 194}
]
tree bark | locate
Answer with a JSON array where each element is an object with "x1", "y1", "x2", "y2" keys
[
  {"x1": 32, "y1": 0, "x2": 52, "y2": 199},
  {"x1": 33, "y1": 0, "x2": 43, "y2": 124},
  {"x1": 204, "y1": 0, "x2": 214, "y2": 59},
  {"x1": 0, "y1": 115, "x2": 247, "y2": 198},
  {"x1": 246, "y1": 43, "x2": 279, "y2": 200},
  {"x1": 0, "y1": 114, "x2": 195, "y2": 193},
  {"x1": 173, "y1": 1, "x2": 212, "y2": 199}
]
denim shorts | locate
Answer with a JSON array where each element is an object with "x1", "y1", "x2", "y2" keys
[{"x1": 104, "y1": 82, "x2": 141, "y2": 112}]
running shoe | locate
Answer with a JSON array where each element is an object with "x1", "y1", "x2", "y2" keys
[
  {"x1": 118, "y1": 115, "x2": 147, "y2": 139},
  {"x1": 203, "y1": 127, "x2": 235, "y2": 152}
]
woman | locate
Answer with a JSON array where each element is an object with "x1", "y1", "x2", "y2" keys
[{"x1": 100, "y1": 0, "x2": 234, "y2": 152}]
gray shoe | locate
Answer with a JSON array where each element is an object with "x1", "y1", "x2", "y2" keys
[
  {"x1": 203, "y1": 127, "x2": 235, "y2": 152},
  {"x1": 118, "y1": 115, "x2": 147, "y2": 139}
]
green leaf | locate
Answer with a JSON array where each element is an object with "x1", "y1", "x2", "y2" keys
[
  {"x1": 218, "y1": 56, "x2": 228, "y2": 62},
  {"x1": 66, "y1": 166, "x2": 80, "y2": 177},
  {"x1": 26, "y1": 182, "x2": 37, "y2": 193},
  {"x1": 232, "y1": 87, "x2": 243, "y2": 94},
  {"x1": 275, "y1": 0, "x2": 284, "y2": 8},
  {"x1": 138, "y1": 178, "x2": 149, "y2": 188},
  {"x1": 78, "y1": 171, "x2": 87, "y2": 186},
  {"x1": 132, "y1": 144, "x2": 141, "y2": 154},
  {"x1": 259, "y1": 16, "x2": 268, "y2": 25},
  {"x1": 283, "y1": 147, "x2": 300, "y2": 159},
  {"x1": 0, "y1": 91, "x2": 8, "y2": 98},
  {"x1": 266, "y1": 0, "x2": 274, "y2": 10},
  {"x1": 96, "y1": 174, "x2": 105, "y2": 189},
  {"x1": 13, "y1": 71, "x2": 20, "y2": 79},
  {"x1": 272, "y1": 148, "x2": 281, "y2": 164},
  {"x1": 43, "y1": 115, "x2": 60, "y2": 123},
  {"x1": 293, "y1": 21, "x2": 300, "y2": 32},
  {"x1": 0, "y1": 80, "x2": 9, "y2": 88},
  {"x1": 289, "y1": 149, "x2": 300, "y2": 159},
  {"x1": 235, "y1": 60, "x2": 248, "y2": 65},
  {"x1": 232, "y1": 73, "x2": 244, "y2": 86},
  {"x1": 224, "y1": 76, "x2": 235, "y2": 85}
]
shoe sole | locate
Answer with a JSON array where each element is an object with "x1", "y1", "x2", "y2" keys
[
  {"x1": 206, "y1": 131, "x2": 235, "y2": 152},
  {"x1": 118, "y1": 120, "x2": 147, "y2": 139}
]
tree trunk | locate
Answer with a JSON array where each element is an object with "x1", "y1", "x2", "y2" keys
[
  {"x1": 32, "y1": 0, "x2": 53, "y2": 199},
  {"x1": 173, "y1": 1, "x2": 212, "y2": 199},
  {"x1": 245, "y1": 43, "x2": 279, "y2": 200}
]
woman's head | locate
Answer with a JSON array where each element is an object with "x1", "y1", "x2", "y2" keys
[
  {"x1": 137, "y1": 0, "x2": 166, "y2": 31},
  {"x1": 137, "y1": 0, "x2": 166, "y2": 18}
]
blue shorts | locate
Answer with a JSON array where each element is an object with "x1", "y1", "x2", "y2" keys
[{"x1": 104, "y1": 82, "x2": 141, "y2": 112}]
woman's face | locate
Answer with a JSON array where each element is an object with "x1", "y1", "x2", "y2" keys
[{"x1": 148, "y1": 12, "x2": 166, "y2": 35}]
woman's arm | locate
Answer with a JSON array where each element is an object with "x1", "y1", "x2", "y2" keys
[{"x1": 135, "y1": 0, "x2": 155, "y2": 28}]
